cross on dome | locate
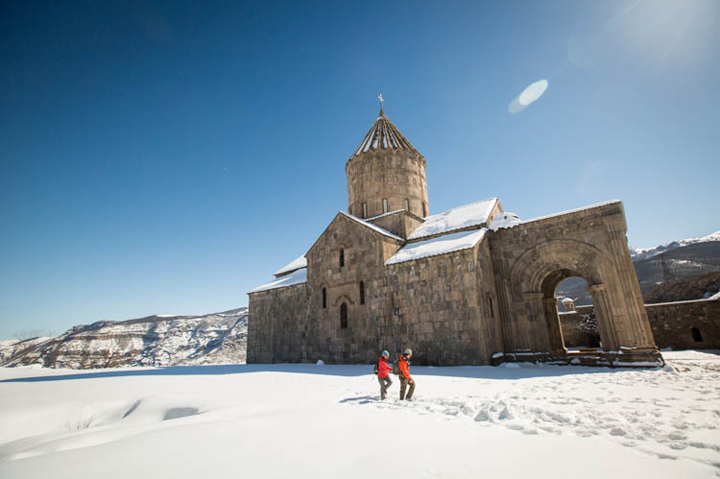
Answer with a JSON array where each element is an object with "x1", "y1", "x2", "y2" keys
[{"x1": 378, "y1": 93, "x2": 384, "y2": 114}]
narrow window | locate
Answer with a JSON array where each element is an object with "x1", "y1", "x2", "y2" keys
[
  {"x1": 382, "y1": 198, "x2": 388, "y2": 213},
  {"x1": 359, "y1": 281, "x2": 365, "y2": 305},
  {"x1": 339, "y1": 249, "x2": 345, "y2": 268},
  {"x1": 691, "y1": 327, "x2": 703, "y2": 343},
  {"x1": 322, "y1": 288, "x2": 327, "y2": 309},
  {"x1": 487, "y1": 294, "x2": 494, "y2": 318},
  {"x1": 404, "y1": 198, "x2": 409, "y2": 211},
  {"x1": 340, "y1": 303, "x2": 348, "y2": 329},
  {"x1": 362, "y1": 202, "x2": 367, "y2": 219},
  {"x1": 422, "y1": 203, "x2": 427, "y2": 217}
]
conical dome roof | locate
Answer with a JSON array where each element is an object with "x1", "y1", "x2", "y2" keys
[{"x1": 352, "y1": 109, "x2": 421, "y2": 158}]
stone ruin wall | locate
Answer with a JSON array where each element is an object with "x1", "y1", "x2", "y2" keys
[{"x1": 561, "y1": 299, "x2": 720, "y2": 350}]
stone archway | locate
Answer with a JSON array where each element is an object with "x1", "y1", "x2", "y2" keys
[{"x1": 510, "y1": 239, "x2": 625, "y2": 359}]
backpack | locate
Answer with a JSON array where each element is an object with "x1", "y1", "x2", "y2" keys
[{"x1": 392, "y1": 360, "x2": 401, "y2": 375}]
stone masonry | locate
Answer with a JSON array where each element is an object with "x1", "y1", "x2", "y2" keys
[
  {"x1": 247, "y1": 106, "x2": 662, "y2": 367},
  {"x1": 561, "y1": 298, "x2": 720, "y2": 351}
]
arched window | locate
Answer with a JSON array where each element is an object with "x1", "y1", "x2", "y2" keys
[
  {"x1": 404, "y1": 199, "x2": 409, "y2": 211},
  {"x1": 359, "y1": 281, "x2": 365, "y2": 305},
  {"x1": 692, "y1": 327, "x2": 703, "y2": 343},
  {"x1": 322, "y1": 288, "x2": 326, "y2": 309},
  {"x1": 362, "y1": 202, "x2": 367, "y2": 218},
  {"x1": 340, "y1": 303, "x2": 348, "y2": 329},
  {"x1": 339, "y1": 249, "x2": 345, "y2": 268},
  {"x1": 382, "y1": 199, "x2": 388, "y2": 213},
  {"x1": 422, "y1": 203, "x2": 427, "y2": 217}
]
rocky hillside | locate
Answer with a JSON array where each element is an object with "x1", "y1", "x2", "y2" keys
[
  {"x1": 0, "y1": 308, "x2": 248, "y2": 369},
  {"x1": 643, "y1": 271, "x2": 720, "y2": 304},
  {"x1": 557, "y1": 231, "x2": 720, "y2": 307}
]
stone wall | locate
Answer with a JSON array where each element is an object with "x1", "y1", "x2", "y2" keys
[
  {"x1": 247, "y1": 283, "x2": 311, "y2": 363},
  {"x1": 647, "y1": 299, "x2": 720, "y2": 349},
  {"x1": 559, "y1": 305, "x2": 601, "y2": 348},
  {"x1": 383, "y1": 246, "x2": 488, "y2": 365},
  {"x1": 559, "y1": 298, "x2": 720, "y2": 350},
  {"x1": 304, "y1": 213, "x2": 403, "y2": 363}
]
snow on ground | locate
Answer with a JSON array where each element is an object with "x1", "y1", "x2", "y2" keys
[{"x1": 1, "y1": 351, "x2": 719, "y2": 478}]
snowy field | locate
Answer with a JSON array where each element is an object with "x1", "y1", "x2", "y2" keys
[{"x1": 1, "y1": 351, "x2": 719, "y2": 478}]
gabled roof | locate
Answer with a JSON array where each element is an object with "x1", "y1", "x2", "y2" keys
[
  {"x1": 274, "y1": 254, "x2": 307, "y2": 277},
  {"x1": 249, "y1": 268, "x2": 307, "y2": 294},
  {"x1": 338, "y1": 211, "x2": 404, "y2": 242},
  {"x1": 352, "y1": 110, "x2": 421, "y2": 158},
  {"x1": 408, "y1": 198, "x2": 499, "y2": 240},
  {"x1": 306, "y1": 211, "x2": 404, "y2": 258},
  {"x1": 386, "y1": 228, "x2": 487, "y2": 265}
]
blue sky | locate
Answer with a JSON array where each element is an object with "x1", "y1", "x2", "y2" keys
[{"x1": 1, "y1": 0, "x2": 718, "y2": 339}]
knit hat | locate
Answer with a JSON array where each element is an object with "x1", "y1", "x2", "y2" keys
[
  {"x1": 404, "y1": 348, "x2": 412, "y2": 355},
  {"x1": 381, "y1": 350, "x2": 389, "y2": 358}
]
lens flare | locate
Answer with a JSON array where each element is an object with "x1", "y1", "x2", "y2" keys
[{"x1": 508, "y1": 79, "x2": 549, "y2": 114}]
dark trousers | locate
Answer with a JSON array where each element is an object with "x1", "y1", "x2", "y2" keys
[
  {"x1": 399, "y1": 376, "x2": 415, "y2": 400},
  {"x1": 378, "y1": 376, "x2": 392, "y2": 399}
]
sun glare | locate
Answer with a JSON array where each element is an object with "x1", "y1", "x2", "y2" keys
[{"x1": 508, "y1": 79, "x2": 549, "y2": 114}]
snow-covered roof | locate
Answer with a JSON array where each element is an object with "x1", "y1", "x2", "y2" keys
[
  {"x1": 352, "y1": 110, "x2": 421, "y2": 158},
  {"x1": 709, "y1": 291, "x2": 720, "y2": 301},
  {"x1": 274, "y1": 254, "x2": 307, "y2": 277},
  {"x1": 339, "y1": 211, "x2": 403, "y2": 242},
  {"x1": 521, "y1": 200, "x2": 621, "y2": 226},
  {"x1": 249, "y1": 268, "x2": 307, "y2": 294},
  {"x1": 488, "y1": 212, "x2": 521, "y2": 231},
  {"x1": 408, "y1": 198, "x2": 498, "y2": 240},
  {"x1": 386, "y1": 228, "x2": 487, "y2": 265}
]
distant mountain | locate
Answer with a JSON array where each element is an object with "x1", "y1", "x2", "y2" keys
[
  {"x1": 0, "y1": 308, "x2": 248, "y2": 369},
  {"x1": 629, "y1": 231, "x2": 720, "y2": 262},
  {"x1": 557, "y1": 231, "x2": 720, "y2": 307}
]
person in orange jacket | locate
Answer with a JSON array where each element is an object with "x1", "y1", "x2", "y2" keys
[
  {"x1": 375, "y1": 350, "x2": 393, "y2": 400},
  {"x1": 398, "y1": 348, "x2": 415, "y2": 400}
]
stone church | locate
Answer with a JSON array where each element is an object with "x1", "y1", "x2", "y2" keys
[{"x1": 247, "y1": 105, "x2": 662, "y2": 367}]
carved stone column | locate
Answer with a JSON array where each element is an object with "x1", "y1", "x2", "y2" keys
[
  {"x1": 542, "y1": 296, "x2": 567, "y2": 358},
  {"x1": 522, "y1": 292, "x2": 545, "y2": 351},
  {"x1": 589, "y1": 283, "x2": 619, "y2": 351}
]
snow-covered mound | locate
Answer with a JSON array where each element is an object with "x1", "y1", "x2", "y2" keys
[
  {"x1": 0, "y1": 308, "x2": 248, "y2": 369},
  {"x1": 0, "y1": 351, "x2": 718, "y2": 478},
  {"x1": 630, "y1": 231, "x2": 720, "y2": 261}
]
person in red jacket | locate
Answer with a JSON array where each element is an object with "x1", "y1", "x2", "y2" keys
[
  {"x1": 398, "y1": 348, "x2": 415, "y2": 400},
  {"x1": 376, "y1": 350, "x2": 393, "y2": 400}
]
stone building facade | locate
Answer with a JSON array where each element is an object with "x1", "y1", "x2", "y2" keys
[{"x1": 247, "y1": 107, "x2": 662, "y2": 367}]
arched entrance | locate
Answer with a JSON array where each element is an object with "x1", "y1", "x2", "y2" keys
[
  {"x1": 510, "y1": 239, "x2": 623, "y2": 360},
  {"x1": 556, "y1": 276, "x2": 601, "y2": 349}
]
